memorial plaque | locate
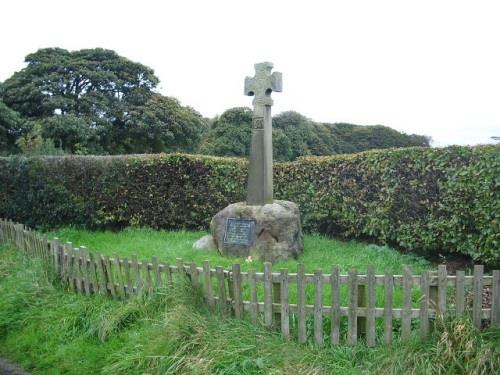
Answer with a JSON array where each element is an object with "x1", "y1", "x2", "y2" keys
[{"x1": 223, "y1": 218, "x2": 256, "y2": 246}]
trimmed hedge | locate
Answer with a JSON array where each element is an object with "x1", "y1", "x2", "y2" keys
[{"x1": 0, "y1": 146, "x2": 499, "y2": 265}]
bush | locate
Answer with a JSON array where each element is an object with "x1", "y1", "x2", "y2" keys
[{"x1": 0, "y1": 145, "x2": 498, "y2": 265}]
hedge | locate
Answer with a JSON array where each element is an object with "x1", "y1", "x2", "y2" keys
[{"x1": 0, "y1": 146, "x2": 499, "y2": 265}]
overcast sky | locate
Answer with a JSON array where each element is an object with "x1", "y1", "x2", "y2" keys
[{"x1": 1, "y1": 0, "x2": 499, "y2": 146}]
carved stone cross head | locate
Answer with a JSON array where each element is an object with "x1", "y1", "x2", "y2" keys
[{"x1": 244, "y1": 62, "x2": 282, "y2": 108}]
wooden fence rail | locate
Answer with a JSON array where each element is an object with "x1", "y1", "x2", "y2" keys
[{"x1": 1, "y1": 218, "x2": 499, "y2": 347}]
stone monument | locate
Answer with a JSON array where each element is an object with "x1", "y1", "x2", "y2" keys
[{"x1": 195, "y1": 62, "x2": 303, "y2": 262}]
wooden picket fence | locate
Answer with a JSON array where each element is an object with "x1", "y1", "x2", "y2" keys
[{"x1": 1, "y1": 218, "x2": 499, "y2": 347}]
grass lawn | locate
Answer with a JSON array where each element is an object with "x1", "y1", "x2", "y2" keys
[
  {"x1": 48, "y1": 228, "x2": 434, "y2": 310},
  {"x1": 48, "y1": 227, "x2": 431, "y2": 275}
]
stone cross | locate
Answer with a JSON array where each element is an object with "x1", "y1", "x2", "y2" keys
[{"x1": 244, "y1": 62, "x2": 282, "y2": 205}]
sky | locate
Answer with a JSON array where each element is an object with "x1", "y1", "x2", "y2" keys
[{"x1": 1, "y1": 0, "x2": 499, "y2": 147}]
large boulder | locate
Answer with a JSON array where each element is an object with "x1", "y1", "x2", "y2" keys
[{"x1": 210, "y1": 200, "x2": 303, "y2": 262}]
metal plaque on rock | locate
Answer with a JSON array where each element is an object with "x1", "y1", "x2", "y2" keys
[{"x1": 223, "y1": 218, "x2": 256, "y2": 246}]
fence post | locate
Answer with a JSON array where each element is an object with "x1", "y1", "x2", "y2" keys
[
  {"x1": 264, "y1": 262, "x2": 273, "y2": 327},
  {"x1": 248, "y1": 269, "x2": 258, "y2": 324},
  {"x1": 232, "y1": 264, "x2": 243, "y2": 319},
  {"x1": 66, "y1": 243, "x2": 76, "y2": 292},
  {"x1": 455, "y1": 270, "x2": 465, "y2": 317},
  {"x1": 123, "y1": 257, "x2": 133, "y2": 296},
  {"x1": 132, "y1": 255, "x2": 142, "y2": 294},
  {"x1": 402, "y1": 265, "x2": 413, "y2": 340},
  {"x1": 94, "y1": 253, "x2": 106, "y2": 295},
  {"x1": 152, "y1": 257, "x2": 161, "y2": 287},
  {"x1": 74, "y1": 247, "x2": 83, "y2": 294},
  {"x1": 104, "y1": 255, "x2": 116, "y2": 298},
  {"x1": 314, "y1": 269, "x2": 323, "y2": 346},
  {"x1": 366, "y1": 266, "x2": 376, "y2": 347},
  {"x1": 273, "y1": 275, "x2": 281, "y2": 327},
  {"x1": 203, "y1": 261, "x2": 215, "y2": 310},
  {"x1": 143, "y1": 259, "x2": 153, "y2": 291},
  {"x1": 348, "y1": 269, "x2": 358, "y2": 346},
  {"x1": 81, "y1": 247, "x2": 91, "y2": 296},
  {"x1": 492, "y1": 270, "x2": 500, "y2": 324},
  {"x1": 330, "y1": 265, "x2": 340, "y2": 346},
  {"x1": 357, "y1": 275, "x2": 367, "y2": 339},
  {"x1": 280, "y1": 268, "x2": 290, "y2": 338},
  {"x1": 297, "y1": 264, "x2": 306, "y2": 344},
  {"x1": 216, "y1": 266, "x2": 227, "y2": 316},
  {"x1": 473, "y1": 265, "x2": 484, "y2": 328},
  {"x1": 438, "y1": 265, "x2": 447, "y2": 319},
  {"x1": 384, "y1": 271, "x2": 393, "y2": 345},
  {"x1": 429, "y1": 270, "x2": 438, "y2": 332},
  {"x1": 53, "y1": 238, "x2": 63, "y2": 276},
  {"x1": 419, "y1": 271, "x2": 430, "y2": 338},
  {"x1": 114, "y1": 255, "x2": 126, "y2": 298},
  {"x1": 225, "y1": 267, "x2": 233, "y2": 316}
]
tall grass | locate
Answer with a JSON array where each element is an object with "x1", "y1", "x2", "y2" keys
[{"x1": 0, "y1": 244, "x2": 498, "y2": 374}]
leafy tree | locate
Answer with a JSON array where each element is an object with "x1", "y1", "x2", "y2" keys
[
  {"x1": 124, "y1": 94, "x2": 207, "y2": 153},
  {"x1": 0, "y1": 99, "x2": 24, "y2": 154},
  {"x1": 37, "y1": 114, "x2": 101, "y2": 154},
  {"x1": 200, "y1": 109, "x2": 431, "y2": 161},
  {"x1": 1, "y1": 47, "x2": 431, "y2": 157},
  {"x1": 199, "y1": 107, "x2": 294, "y2": 160},
  {"x1": 199, "y1": 107, "x2": 253, "y2": 157},
  {"x1": 123, "y1": 94, "x2": 207, "y2": 153},
  {"x1": 330, "y1": 123, "x2": 431, "y2": 153},
  {"x1": 273, "y1": 111, "x2": 327, "y2": 158},
  {"x1": 272, "y1": 127, "x2": 293, "y2": 161},
  {"x1": 15, "y1": 123, "x2": 64, "y2": 156},
  {"x1": 1, "y1": 48, "x2": 159, "y2": 153}
]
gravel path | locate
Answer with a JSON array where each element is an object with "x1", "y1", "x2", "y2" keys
[{"x1": 0, "y1": 358, "x2": 31, "y2": 375}]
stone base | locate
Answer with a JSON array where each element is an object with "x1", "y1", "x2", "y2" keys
[
  {"x1": 192, "y1": 235, "x2": 217, "y2": 251},
  {"x1": 210, "y1": 200, "x2": 303, "y2": 263}
]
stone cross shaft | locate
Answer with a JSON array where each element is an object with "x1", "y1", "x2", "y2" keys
[{"x1": 244, "y1": 62, "x2": 282, "y2": 205}]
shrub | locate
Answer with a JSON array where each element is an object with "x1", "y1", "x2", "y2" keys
[{"x1": 0, "y1": 145, "x2": 498, "y2": 265}]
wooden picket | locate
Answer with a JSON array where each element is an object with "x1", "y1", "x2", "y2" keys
[{"x1": 1, "y1": 218, "x2": 499, "y2": 348}]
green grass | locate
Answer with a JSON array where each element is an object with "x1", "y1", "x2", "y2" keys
[
  {"x1": 47, "y1": 228, "x2": 433, "y2": 312},
  {"x1": 0, "y1": 244, "x2": 499, "y2": 375},
  {"x1": 48, "y1": 227, "x2": 431, "y2": 275}
]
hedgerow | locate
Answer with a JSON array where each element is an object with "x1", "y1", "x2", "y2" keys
[{"x1": 0, "y1": 145, "x2": 498, "y2": 264}]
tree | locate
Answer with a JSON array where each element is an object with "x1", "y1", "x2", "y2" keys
[
  {"x1": 124, "y1": 94, "x2": 207, "y2": 153},
  {"x1": 15, "y1": 122, "x2": 64, "y2": 156},
  {"x1": 199, "y1": 107, "x2": 293, "y2": 160},
  {"x1": 273, "y1": 111, "x2": 326, "y2": 158},
  {"x1": 1, "y1": 48, "x2": 159, "y2": 153},
  {"x1": 330, "y1": 123, "x2": 431, "y2": 153},
  {"x1": 199, "y1": 107, "x2": 252, "y2": 157},
  {"x1": 36, "y1": 114, "x2": 101, "y2": 154},
  {"x1": 0, "y1": 99, "x2": 24, "y2": 154}
]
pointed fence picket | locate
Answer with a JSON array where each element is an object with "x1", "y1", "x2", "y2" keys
[{"x1": 1, "y1": 218, "x2": 499, "y2": 347}]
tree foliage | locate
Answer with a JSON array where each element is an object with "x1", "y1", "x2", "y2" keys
[
  {"x1": 125, "y1": 94, "x2": 207, "y2": 154},
  {"x1": 0, "y1": 99, "x2": 24, "y2": 154},
  {"x1": 201, "y1": 109, "x2": 431, "y2": 161},
  {"x1": 0, "y1": 48, "x2": 159, "y2": 153},
  {"x1": 199, "y1": 107, "x2": 295, "y2": 161},
  {"x1": 2, "y1": 47, "x2": 158, "y2": 119},
  {"x1": 0, "y1": 47, "x2": 431, "y2": 157},
  {"x1": 15, "y1": 123, "x2": 64, "y2": 156},
  {"x1": 199, "y1": 107, "x2": 253, "y2": 157}
]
